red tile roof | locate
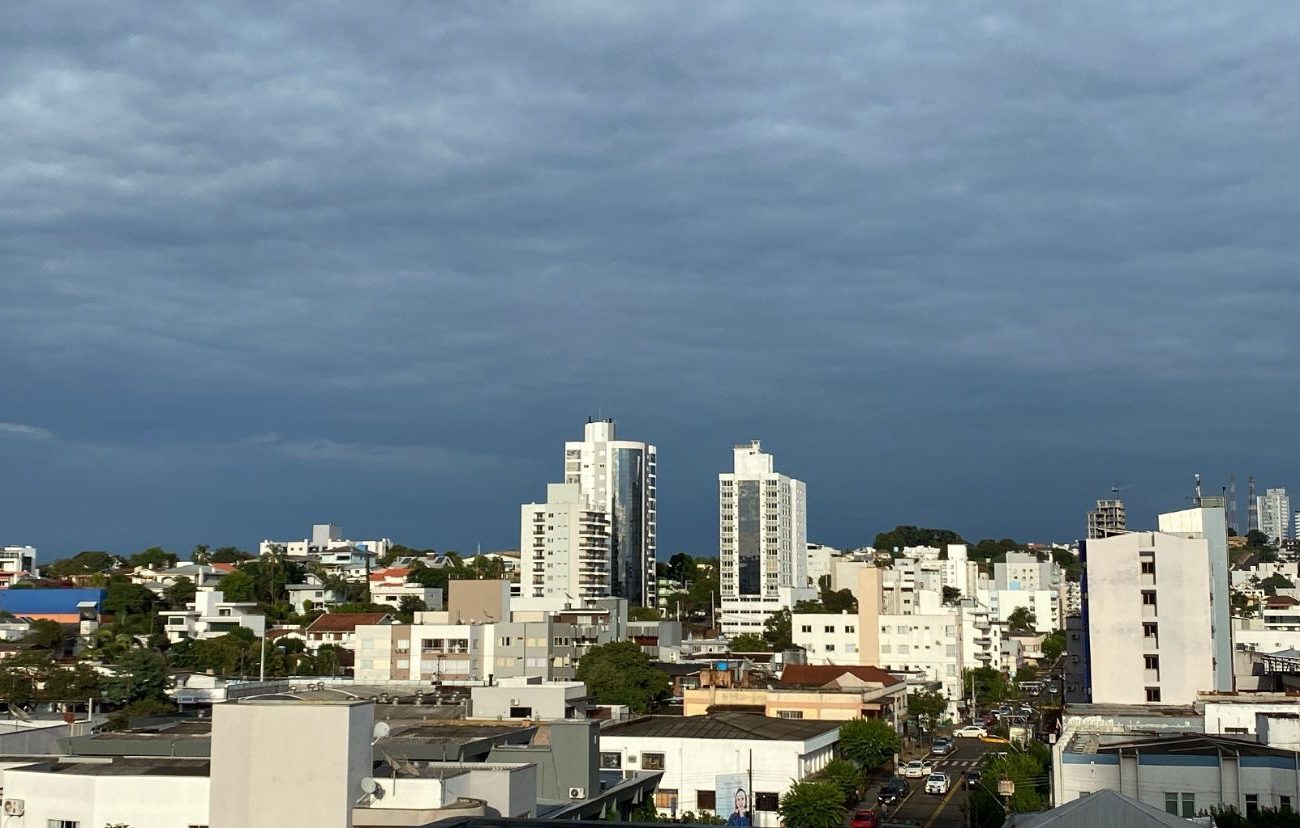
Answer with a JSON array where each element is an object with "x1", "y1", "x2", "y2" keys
[
  {"x1": 370, "y1": 568, "x2": 412, "y2": 582},
  {"x1": 212, "y1": 563, "x2": 237, "y2": 574},
  {"x1": 1266, "y1": 595, "x2": 1299, "y2": 608},
  {"x1": 779, "y1": 664, "x2": 903, "y2": 689},
  {"x1": 305, "y1": 612, "x2": 393, "y2": 633}
]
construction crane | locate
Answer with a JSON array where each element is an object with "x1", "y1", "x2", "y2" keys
[{"x1": 1110, "y1": 484, "x2": 1134, "y2": 496}]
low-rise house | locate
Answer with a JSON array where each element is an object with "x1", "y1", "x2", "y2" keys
[
  {"x1": 370, "y1": 568, "x2": 442, "y2": 612},
  {"x1": 0, "y1": 588, "x2": 105, "y2": 625},
  {"x1": 683, "y1": 664, "x2": 906, "y2": 721},
  {"x1": 0, "y1": 545, "x2": 37, "y2": 586},
  {"x1": 159, "y1": 588, "x2": 265, "y2": 642},
  {"x1": 306, "y1": 611, "x2": 394, "y2": 652},
  {"x1": 599, "y1": 712, "x2": 839, "y2": 826},
  {"x1": 286, "y1": 581, "x2": 345, "y2": 615},
  {"x1": 470, "y1": 677, "x2": 588, "y2": 720}
]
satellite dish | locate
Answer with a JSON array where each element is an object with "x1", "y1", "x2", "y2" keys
[
  {"x1": 372, "y1": 721, "x2": 391, "y2": 744},
  {"x1": 360, "y1": 777, "x2": 378, "y2": 795}
]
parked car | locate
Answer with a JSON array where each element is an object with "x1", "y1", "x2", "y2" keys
[
  {"x1": 901, "y1": 759, "x2": 934, "y2": 778},
  {"x1": 850, "y1": 809, "x2": 881, "y2": 828},
  {"x1": 964, "y1": 769, "x2": 982, "y2": 789},
  {"x1": 930, "y1": 738, "x2": 953, "y2": 756},
  {"x1": 877, "y1": 778, "x2": 910, "y2": 807},
  {"x1": 954, "y1": 725, "x2": 988, "y2": 738},
  {"x1": 924, "y1": 772, "x2": 951, "y2": 795}
]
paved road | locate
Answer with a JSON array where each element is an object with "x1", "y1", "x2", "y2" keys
[{"x1": 873, "y1": 737, "x2": 989, "y2": 827}]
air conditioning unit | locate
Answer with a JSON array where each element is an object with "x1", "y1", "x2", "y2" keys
[
  {"x1": 3, "y1": 799, "x2": 24, "y2": 816},
  {"x1": 510, "y1": 698, "x2": 520, "y2": 706},
  {"x1": 568, "y1": 787, "x2": 586, "y2": 800}
]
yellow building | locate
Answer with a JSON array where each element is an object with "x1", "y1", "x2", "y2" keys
[{"x1": 683, "y1": 665, "x2": 906, "y2": 721}]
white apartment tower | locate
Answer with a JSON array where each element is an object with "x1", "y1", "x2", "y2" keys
[
  {"x1": 719, "y1": 441, "x2": 811, "y2": 633},
  {"x1": 520, "y1": 483, "x2": 612, "y2": 603},
  {"x1": 1079, "y1": 504, "x2": 1231, "y2": 705},
  {"x1": 563, "y1": 418, "x2": 657, "y2": 607},
  {"x1": 1257, "y1": 488, "x2": 1292, "y2": 545}
]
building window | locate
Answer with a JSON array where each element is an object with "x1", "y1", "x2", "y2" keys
[
  {"x1": 755, "y1": 792, "x2": 780, "y2": 812},
  {"x1": 800, "y1": 625, "x2": 812, "y2": 633},
  {"x1": 599, "y1": 752, "x2": 621, "y2": 769},
  {"x1": 1282, "y1": 795, "x2": 1292, "y2": 812},
  {"x1": 1246, "y1": 794, "x2": 1259, "y2": 818},
  {"x1": 642, "y1": 753, "x2": 665, "y2": 770},
  {"x1": 825, "y1": 644, "x2": 835, "y2": 652},
  {"x1": 697, "y1": 790, "x2": 717, "y2": 811},
  {"x1": 1145, "y1": 687, "x2": 1161, "y2": 702},
  {"x1": 846, "y1": 625, "x2": 856, "y2": 633},
  {"x1": 1144, "y1": 655, "x2": 1159, "y2": 670},
  {"x1": 1141, "y1": 591, "x2": 1157, "y2": 607},
  {"x1": 48, "y1": 821, "x2": 81, "y2": 828},
  {"x1": 1224, "y1": 726, "x2": 1248, "y2": 734},
  {"x1": 654, "y1": 789, "x2": 679, "y2": 811},
  {"x1": 1143, "y1": 622, "x2": 1158, "y2": 641},
  {"x1": 777, "y1": 710, "x2": 804, "y2": 719},
  {"x1": 824, "y1": 625, "x2": 835, "y2": 634},
  {"x1": 1140, "y1": 560, "x2": 1155, "y2": 575},
  {"x1": 1165, "y1": 793, "x2": 1194, "y2": 817}
]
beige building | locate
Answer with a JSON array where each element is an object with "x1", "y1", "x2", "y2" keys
[{"x1": 683, "y1": 664, "x2": 905, "y2": 721}]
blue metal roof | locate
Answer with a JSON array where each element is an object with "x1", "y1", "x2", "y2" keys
[{"x1": 0, "y1": 588, "x2": 106, "y2": 613}]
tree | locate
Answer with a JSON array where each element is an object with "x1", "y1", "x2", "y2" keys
[
  {"x1": 629, "y1": 606, "x2": 664, "y2": 622},
  {"x1": 728, "y1": 633, "x2": 768, "y2": 652},
  {"x1": 1247, "y1": 529, "x2": 1273, "y2": 548},
  {"x1": 968, "y1": 745, "x2": 1051, "y2": 824},
  {"x1": 22, "y1": 619, "x2": 67, "y2": 651},
  {"x1": 128, "y1": 546, "x2": 178, "y2": 569},
  {"x1": 839, "y1": 718, "x2": 900, "y2": 770},
  {"x1": 873, "y1": 526, "x2": 964, "y2": 554},
  {"x1": 103, "y1": 649, "x2": 171, "y2": 705},
  {"x1": 667, "y1": 553, "x2": 695, "y2": 586},
  {"x1": 906, "y1": 690, "x2": 947, "y2": 725},
  {"x1": 1261, "y1": 573, "x2": 1295, "y2": 596},
  {"x1": 575, "y1": 641, "x2": 669, "y2": 713},
  {"x1": 1041, "y1": 629, "x2": 1066, "y2": 662},
  {"x1": 164, "y1": 577, "x2": 197, "y2": 610},
  {"x1": 210, "y1": 546, "x2": 253, "y2": 564},
  {"x1": 814, "y1": 758, "x2": 863, "y2": 806},
  {"x1": 396, "y1": 595, "x2": 427, "y2": 623},
  {"x1": 778, "y1": 780, "x2": 847, "y2": 828},
  {"x1": 103, "y1": 577, "x2": 156, "y2": 631},
  {"x1": 408, "y1": 562, "x2": 452, "y2": 591},
  {"x1": 40, "y1": 662, "x2": 102, "y2": 701},
  {"x1": 942, "y1": 586, "x2": 962, "y2": 605},
  {"x1": 218, "y1": 568, "x2": 258, "y2": 603},
  {"x1": 1049, "y1": 548, "x2": 1082, "y2": 582},
  {"x1": 43, "y1": 550, "x2": 117, "y2": 578},
  {"x1": 794, "y1": 589, "x2": 857, "y2": 615},
  {"x1": 1007, "y1": 607, "x2": 1037, "y2": 633},
  {"x1": 763, "y1": 609, "x2": 794, "y2": 650},
  {"x1": 964, "y1": 667, "x2": 1012, "y2": 705}
]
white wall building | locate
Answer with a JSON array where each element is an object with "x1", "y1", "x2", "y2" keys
[
  {"x1": 1257, "y1": 488, "x2": 1292, "y2": 545},
  {"x1": 1157, "y1": 504, "x2": 1233, "y2": 692},
  {"x1": 520, "y1": 483, "x2": 612, "y2": 604},
  {"x1": 792, "y1": 611, "x2": 860, "y2": 664},
  {"x1": 599, "y1": 713, "x2": 839, "y2": 827},
  {"x1": 719, "y1": 440, "x2": 812, "y2": 634},
  {"x1": 563, "y1": 418, "x2": 657, "y2": 607},
  {"x1": 159, "y1": 587, "x2": 266, "y2": 642},
  {"x1": 259, "y1": 522, "x2": 392, "y2": 561},
  {"x1": 1082, "y1": 521, "x2": 1222, "y2": 705},
  {"x1": 0, "y1": 545, "x2": 36, "y2": 584},
  {"x1": 471, "y1": 677, "x2": 587, "y2": 720}
]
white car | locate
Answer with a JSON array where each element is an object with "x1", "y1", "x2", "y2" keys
[
  {"x1": 954, "y1": 725, "x2": 988, "y2": 738},
  {"x1": 901, "y1": 759, "x2": 933, "y2": 778},
  {"x1": 924, "y1": 772, "x2": 951, "y2": 795}
]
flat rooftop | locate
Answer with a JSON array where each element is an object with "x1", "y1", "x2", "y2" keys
[
  {"x1": 16, "y1": 757, "x2": 211, "y2": 777},
  {"x1": 602, "y1": 712, "x2": 839, "y2": 741}
]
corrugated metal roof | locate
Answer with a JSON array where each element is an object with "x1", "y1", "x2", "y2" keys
[
  {"x1": 0, "y1": 588, "x2": 105, "y2": 613},
  {"x1": 601, "y1": 712, "x2": 839, "y2": 741}
]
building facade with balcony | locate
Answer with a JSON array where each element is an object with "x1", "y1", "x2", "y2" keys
[
  {"x1": 519, "y1": 483, "x2": 612, "y2": 604},
  {"x1": 160, "y1": 588, "x2": 266, "y2": 642}
]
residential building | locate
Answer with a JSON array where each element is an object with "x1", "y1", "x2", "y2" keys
[
  {"x1": 1009, "y1": 790, "x2": 1214, "y2": 828},
  {"x1": 519, "y1": 483, "x2": 612, "y2": 603},
  {"x1": 682, "y1": 664, "x2": 905, "y2": 721},
  {"x1": 0, "y1": 587, "x2": 104, "y2": 625},
  {"x1": 286, "y1": 579, "x2": 345, "y2": 614},
  {"x1": 804, "y1": 543, "x2": 840, "y2": 589},
  {"x1": 1087, "y1": 498, "x2": 1127, "y2": 539},
  {"x1": 563, "y1": 417, "x2": 657, "y2": 607},
  {"x1": 598, "y1": 713, "x2": 838, "y2": 826},
  {"x1": 470, "y1": 677, "x2": 588, "y2": 720},
  {"x1": 305, "y1": 611, "x2": 394, "y2": 653},
  {"x1": 0, "y1": 544, "x2": 37, "y2": 584},
  {"x1": 976, "y1": 586, "x2": 1060, "y2": 632},
  {"x1": 159, "y1": 588, "x2": 266, "y2": 643},
  {"x1": 1157, "y1": 503, "x2": 1233, "y2": 692},
  {"x1": 719, "y1": 440, "x2": 813, "y2": 634},
  {"x1": 370, "y1": 568, "x2": 443, "y2": 612},
  {"x1": 1258, "y1": 488, "x2": 1292, "y2": 545},
  {"x1": 791, "y1": 611, "x2": 860, "y2": 664},
  {"x1": 259, "y1": 522, "x2": 392, "y2": 561}
]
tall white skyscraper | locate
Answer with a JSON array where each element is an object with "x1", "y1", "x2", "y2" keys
[
  {"x1": 519, "y1": 483, "x2": 611, "y2": 603},
  {"x1": 563, "y1": 418, "x2": 657, "y2": 607},
  {"x1": 719, "y1": 440, "x2": 812, "y2": 635},
  {"x1": 1257, "y1": 487, "x2": 1291, "y2": 544}
]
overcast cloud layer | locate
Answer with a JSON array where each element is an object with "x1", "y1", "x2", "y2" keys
[{"x1": 3, "y1": 2, "x2": 1299, "y2": 558}]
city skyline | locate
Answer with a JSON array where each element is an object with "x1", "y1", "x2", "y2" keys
[{"x1": 3, "y1": 5, "x2": 1300, "y2": 559}]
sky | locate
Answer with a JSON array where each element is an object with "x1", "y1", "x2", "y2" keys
[{"x1": 3, "y1": 3, "x2": 1300, "y2": 561}]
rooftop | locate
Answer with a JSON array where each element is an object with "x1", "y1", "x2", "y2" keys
[
  {"x1": 1006, "y1": 789, "x2": 1190, "y2": 828},
  {"x1": 602, "y1": 712, "x2": 840, "y2": 742},
  {"x1": 778, "y1": 664, "x2": 903, "y2": 689},
  {"x1": 305, "y1": 612, "x2": 393, "y2": 632},
  {"x1": 15, "y1": 757, "x2": 211, "y2": 777}
]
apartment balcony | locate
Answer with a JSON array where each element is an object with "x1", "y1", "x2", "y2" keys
[
  {"x1": 1140, "y1": 573, "x2": 1156, "y2": 587},
  {"x1": 1142, "y1": 604, "x2": 1158, "y2": 619}
]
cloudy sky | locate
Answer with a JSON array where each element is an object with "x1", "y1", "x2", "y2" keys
[{"x1": 3, "y1": 3, "x2": 1298, "y2": 559}]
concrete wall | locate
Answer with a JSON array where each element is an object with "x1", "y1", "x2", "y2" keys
[
  {"x1": 3, "y1": 766, "x2": 210, "y2": 828},
  {"x1": 448, "y1": 580, "x2": 510, "y2": 624},
  {"x1": 210, "y1": 700, "x2": 374, "y2": 828},
  {"x1": 1059, "y1": 751, "x2": 1300, "y2": 814},
  {"x1": 0, "y1": 722, "x2": 70, "y2": 755}
]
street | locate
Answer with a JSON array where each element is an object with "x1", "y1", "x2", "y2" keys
[{"x1": 869, "y1": 737, "x2": 991, "y2": 828}]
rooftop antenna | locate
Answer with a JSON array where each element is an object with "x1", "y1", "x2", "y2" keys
[
  {"x1": 1248, "y1": 475, "x2": 1259, "y2": 532},
  {"x1": 1228, "y1": 475, "x2": 1239, "y2": 534}
]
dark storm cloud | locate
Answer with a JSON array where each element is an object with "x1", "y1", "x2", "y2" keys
[{"x1": 2, "y1": 2, "x2": 1298, "y2": 556}]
